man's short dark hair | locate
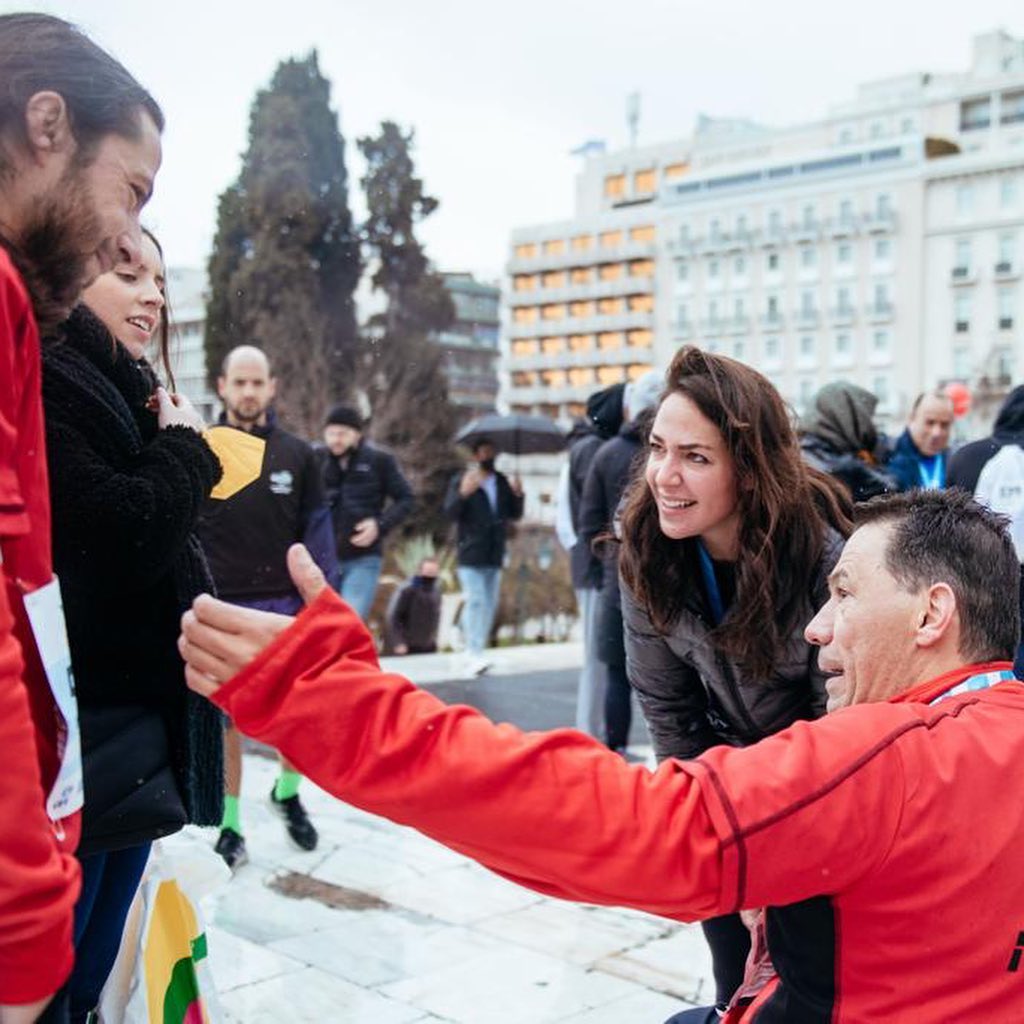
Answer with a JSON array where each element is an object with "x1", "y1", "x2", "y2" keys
[
  {"x1": 0, "y1": 13, "x2": 163, "y2": 171},
  {"x1": 855, "y1": 489, "x2": 1020, "y2": 662}
]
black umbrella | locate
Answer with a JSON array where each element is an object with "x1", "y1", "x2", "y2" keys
[{"x1": 455, "y1": 413, "x2": 566, "y2": 455}]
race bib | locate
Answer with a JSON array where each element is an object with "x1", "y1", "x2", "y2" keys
[{"x1": 23, "y1": 577, "x2": 83, "y2": 820}]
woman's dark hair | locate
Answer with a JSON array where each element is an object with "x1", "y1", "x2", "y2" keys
[
  {"x1": 140, "y1": 227, "x2": 175, "y2": 392},
  {"x1": 619, "y1": 346, "x2": 853, "y2": 679},
  {"x1": 0, "y1": 13, "x2": 163, "y2": 173}
]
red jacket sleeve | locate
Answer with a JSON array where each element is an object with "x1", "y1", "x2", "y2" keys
[
  {"x1": 0, "y1": 580, "x2": 78, "y2": 1002},
  {"x1": 213, "y1": 590, "x2": 727, "y2": 920}
]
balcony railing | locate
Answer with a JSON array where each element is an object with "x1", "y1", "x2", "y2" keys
[
  {"x1": 829, "y1": 306, "x2": 857, "y2": 325},
  {"x1": 861, "y1": 209, "x2": 898, "y2": 233},
  {"x1": 865, "y1": 302, "x2": 895, "y2": 322},
  {"x1": 950, "y1": 266, "x2": 974, "y2": 284},
  {"x1": 995, "y1": 261, "x2": 1019, "y2": 279},
  {"x1": 793, "y1": 309, "x2": 820, "y2": 328},
  {"x1": 760, "y1": 312, "x2": 785, "y2": 331}
]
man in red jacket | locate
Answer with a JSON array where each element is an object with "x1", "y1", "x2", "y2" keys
[
  {"x1": 180, "y1": 488, "x2": 1024, "y2": 1022},
  {"x1": 0, "y1": 14, "x2": 162, "y2": 1021}
]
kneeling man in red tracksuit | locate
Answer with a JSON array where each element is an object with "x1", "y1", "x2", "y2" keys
[{"x1": 180, "y1": 488, "x2": 1024, "y2": 1023}]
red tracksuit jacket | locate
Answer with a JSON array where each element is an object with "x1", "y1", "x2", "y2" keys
[
  {"x1": 213, "y1": 588, "x2": 1024, "y2": 1022},
  {"x1": 0, "y1": 249, "x2": 80, "y2": 1003}
]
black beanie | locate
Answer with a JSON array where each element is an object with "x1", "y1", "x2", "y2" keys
[{"x1": 326, "y1": 405, "x2": 363, "y2": 430}]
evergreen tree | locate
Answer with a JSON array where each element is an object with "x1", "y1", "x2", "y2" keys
[
  {"x1": 204, "y1": 53, "x2": 361, "y2": 437},
  {"x1": 358, "y1": 121, "x2": 461, "y2": 542}
]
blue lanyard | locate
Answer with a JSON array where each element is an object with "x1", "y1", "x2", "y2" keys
[
  {"x1": 697, "y1": 541, "x2": 726, "y2": 626},
  {"x1": 931, "y1": 669, "x2": 1016, "y2": 705},
  {"x1": 918, "y1": 455, "x2": 944, "y2": 490}
]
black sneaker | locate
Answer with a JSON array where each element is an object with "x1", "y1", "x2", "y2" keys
[
  {"x1": 269, "y1": 787, "x2": 319, "y2": 851},
  {"x1": 214, "y1": 827, "x2": 248, "y2": 870}
]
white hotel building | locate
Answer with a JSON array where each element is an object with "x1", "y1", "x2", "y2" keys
[{"x1": 505, "y1": 30, "x2": 1024, "y2": 438}]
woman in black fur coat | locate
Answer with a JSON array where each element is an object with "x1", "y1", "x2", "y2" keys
[{"x1": 42, "y1": 230, "x2": 223, "y2": 1024}]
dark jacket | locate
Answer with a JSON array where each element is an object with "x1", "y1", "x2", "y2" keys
[
  {"x1": 622, "y1": 529, "x2": 843, "y2": 760},
  {"x1": 947, "y1": 385, "x2": 1024, "y2": 493},
  {"x1": 386, "y1": 578, "x2": 442, "y2": 653},
  {"x1": 567, "y1": 382, "x2": 627, "y2": 590},
  {"x1": 443, "y1": 468, "x2": 524, "y2": 567},
  {"x1": 42, "y1": 305, "x2": 225, "y2": 844},
  {"x1": 316, "y1": 440, "x2": 413, "y2": 561},
  {"x1": 799, "y1": 382, "x2": 897, "y2": 501},
  {"x1": 577, "y1": 418, "x2": 649, "y2": 667},
  {"x1": 198, "y1": 415, "x2": 335, "y2": 601},
  {"x1": 886, "y1": 428, "x2": 948, "y2": 491}
]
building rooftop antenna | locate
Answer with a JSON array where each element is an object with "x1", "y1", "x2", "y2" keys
[{"x1": 627, "y1": 92, "x2": 641, "y2": 149}]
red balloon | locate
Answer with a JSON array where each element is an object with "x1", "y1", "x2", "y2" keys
[{"x1": 945, "y1": 381, "x2": 972, "y2": 418}]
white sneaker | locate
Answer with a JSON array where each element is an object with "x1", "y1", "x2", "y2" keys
[{"x1": 468, "y1": 656, "x2": 492, "y2": 677}]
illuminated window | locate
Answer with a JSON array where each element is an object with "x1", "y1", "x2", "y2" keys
[
  {"x1": 511, "y1": 339, "x2": 539, "y2": 356},
  {"x1": 627, "y1": 363, "x2": 653, "y2": 380},
  {"x1": 513, "y1": 307, "x2": 538, "y2": 324},
  {"x1": 599, "y1": 263, "x2": 624, "y2": 281},
  {"x1": 664, "y1": 162, "x2": 688, "y2": 180},
  {"x1": 629, "y1": 294, "x2": 654, "y2": 313},
  {"x1": 604, "y1": 174, "x2": 626, "y2": 198},
  {"x1": 627, "y1": 329, "x2": 653, "y2": 348},
  {"x1": 513, "y1": 275, "x2": 536, "y2": 292},
  {"x1": 569, "y1": 334, "x2": 595, "y2": 352},
  {"x1": 598, "y1": 297, "x2": 625, "y2": 315},
  {"x1": 542, "y1": 270, "x2": 566, "y2": 288},
  {"x1": 512, "y1": 371, "x2": 537, "y2": 387},
  {"x1": 629, "y1": 259, "x2": 655, "y2": 278},
  {"x1": 541, "y1": 304, "x2": 566, "y2": 321},
  {"x1": 570, "y1": 267, "x2": 594, "y2": 285},
  {"x1": 600, "y1": 230, "x2": 624, "y2": 248},
  {"x1": 597, "y1": 365, "x2": 625, "y2": 385},
  {"x1": 541, "y1": 336, "x2": 565, "y2": 354},
  {"x1": 514, "y1": 243, "x2": 537, "y2": 260},
  {"x1": 630, "y1": 225, "x2": 656, "y2": 243},
  {"x1": 634, "y1": 168, "x2": 656, "y2": 193},
  {"x1": 598, "y1": 332, "x2": 624, "y2": 350},
  {"x1": 569, "y1": 300, "x2": 596, "y2": 317},
  {"x1": 568, "y1": 366, "x2": 594, "y2": 386},
  {"x1": 541, "y1": 369, "x2": 567, "y2": 387},
  {"x1": 571, "y1": 234, "x2": 593, "y2": 251},
  {"x1": 542, "y1": 239, "x2": 565, "y2": 256},
  {"x1": 567, "y1": 402, "x2": 586, "y2": 418}
]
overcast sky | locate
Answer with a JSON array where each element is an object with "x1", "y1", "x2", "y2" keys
[{"x1": 14, "y1": 0, "x2": 1024, "y2": 280}]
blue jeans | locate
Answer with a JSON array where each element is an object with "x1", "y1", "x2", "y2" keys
[
  {"x1": 335, "y1": 554, "x2": 383, "y2": 621},
  {"x1": 457, "y1": 566, "x2": 502, "y2": 656},
  {"x1": 70, "y1": 843, "x2": 152, "y2": 1023}
]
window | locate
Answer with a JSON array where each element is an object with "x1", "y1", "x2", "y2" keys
[
  {"x1": 734, "y1": 339, "x2": 746, "y2": 361},
  {"x1": 802, "y1": 204, "x2": 816, "y2": 228},
  {"x1": 514, "y1": 243, "x2": 537, "y2": 260},
  {"x1": 873, "y1": 238, "x2": 892, "y2": 262},
  {"x1": 543, "y1": 239, "x2": 565, "y2": 256},
  {"x1": 960, "y1": 97, "x2": 992, "y2": 131},
  {"x1": 870, "y1": 121, "x2": 884, "y2": 139},
  {"x1": 567, "y1": 367, "x2": 595, "y2": 387},
  {"x1": 736, "y1": 214, "x2": 748, "y2": 235},
  {"x1": 764, "y1": 336, "x2": 780, "y2": 361},
  {"x1": 834, "y1": 332, "x2": 853, "y2": 359},
  {"x1": 1001, "y1": 89, "x2": 1024, "y2": 125},
  {"x1": 954, "y1": 238, "x2": 971, "y2": 274},
  {"x1": 873, "y1": 375, "x2": 891, "y2": 409},
  {"x1": 999, "y1": 288, "x2": 1015, "y2": 330},
  {"x1": 707, "y1": 299, "x2": 719, "y2": 322},
  {"x1": 513, "y1": 275, "x2": 536, "y2": 292},
  {"x1": 839, "y1": 127, "x2": 854, "y2": 144},
  {"x1": 511, "y1": 339, "x2": 538, "y2": 356},
  {"x1": 708, "y1": 217, "x2": 721, "y2": 241},
  {"x1": 901, "y1": 117, "x2": 914, "y2": 134},
  {"x1": 734, "y1": 297, "x2": 745, "y2": 319},
  {"x1": 570, "y1": 267, "x2": 593, "y2": 285},
  {"x1": 734, "y1": 255, "x2": 746, "y2": 276},
  {"x1": 598, "y1": 297, "x2": 624, "y2": 315},
  {"x1": 599, "y1": 263, "x2": 623, "y2": 281},
  {"x1": 598, "y1": 331, "x2": 624, "y2": 350},
  {"x1": 634, "y1": 168, "x2": 656, "y2": 194},
  {"x1": 799, "y1": 377, "x2": 816, "y2": 411},
  {"x1": 799, "y1": 335, "x2": 816, "y2": 359},
  {"x1": 955, "y1": 294, "x2": 971, "y2": 333},
  {"x1": 872, "y1": 329, "x2": 890, "y2": 356},
  {"x1": 767, "y1": 251, "x2": 780, "y2": 272},
  {"x1": 664, "y1": 162, "x2": 688, "y2": 180},
  {"x1": 630, "y1": 225, "x2": 655, "y2": 243},
  {"x1": 836, "y1": 286, "x2": 853, "y2": 312},
  {"x1": 996, "y1": 346, "x2": 1014, "y2": 380},
  {"x1": 839, "y1": 199, "x2": 854, "y2": 224},
  {"x1": 766, "y1": 294, "x2": 779, "y2": 317},
  {"x1": 955, "y1": 184, "x2": 974, "y2": 215},
  {"x1": 627, "y1": 329, "x2": 653, "y2": 348},
  {"x1": 876, "y1": 193, "x2": 892, "y2": 217},
  {"x1": 676, "y1": 303, "x2": 689, "y2": 326},
  {"x1": 679, "y1": 224, "x2": 691, "y2": 243},
  {"x1": 513, "y1": 307, "x2": 538, "y2": 324},
  {"x1": 604, "y1": 174, "x2": 626, "y2": 198},
  {"x1": 628, "y1": 293, "x2": 654, "y2": 313},
  {"x1": 768, "y1": 209, "x2": 782, "y2": 233},
  {"x1": 873, "y1": 282, "x2": 890, "y2": 309},
  {"x1": 599, "y1": 230, "x2": 623, "y2": 248},
  {"x1": 569, "y1": 300, "x2": 594, "y2": 317},
  {"x1": 800, "y1": 245, "x2": 816, "y2": 269},
  {"x1": 998, "y1": 233, "x2": 1017, "y2": 269},
  {"x1": 1001, "y1": 176, "x2": 1018, "y2": 208},
  {"x1": 542, "y1": 270, "x2": 566, "y2": 288},
  {"x1": 708, "y1": 259, "x2": 720, "y2": 279},
  {"x1": 629, "y1": 259, "x2": 655, "y2": 278},
  {"x1": 541, "y1": 336, "x2": 565, "y2": 354},
  {"x1": 953, "y1": 346, "x2": 971, "y2": 378},
  {"x1": 837, "y1": 242, "x2": 853, "y2": 265},
  {"x1": 571, "y1": 234, "x2": 593, "y2": 252},
  {"x1": 569, "y1": 334, "x2": 594, "y2": 352},
  {"x1": 800, "y1": 289, "x2": 816, "y2": 314},
  {"x1": 676, "y1": 262, "x2": 689, "y2": 284}
]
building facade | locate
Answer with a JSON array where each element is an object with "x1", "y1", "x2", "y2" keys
[
  {"x1": 505, "y1": 30, "x2": 1024, "y2": 436},
  {"x1": 166, "y1": 267, "x2": 218, "y2": 422},
  {"x1": 434, "y1": 272, "x2": 501, "y2": 425}
]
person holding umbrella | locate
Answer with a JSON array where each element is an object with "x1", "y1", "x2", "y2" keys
[{"x1": 443, "y1": 438, "x2": 524, "y2": 676}]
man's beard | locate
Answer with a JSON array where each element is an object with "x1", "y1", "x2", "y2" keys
[{"x1": 2, "y1": 168, "x2": 99, "y2": 338}]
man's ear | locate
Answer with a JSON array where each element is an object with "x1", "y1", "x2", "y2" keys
[
  {"x1": 916, "y1": 582, "x2": 958, "y2": 649},
  {"x1": 267, "y1": 376, "x2": 277, "y2": 402},
  {"x1": 24, "y1": 91, "x2": 73, "y2": 160}
]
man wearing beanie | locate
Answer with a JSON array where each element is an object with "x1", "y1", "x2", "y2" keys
[{"x1": 318, "y1": 404, "x2": 414, "y2": 621}]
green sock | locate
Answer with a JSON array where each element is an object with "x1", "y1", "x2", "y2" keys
[
  {"x1": 221, "y1": 794, "x2": 242, "y2": 835},
  {"x1": 274, "y1": 770, "x2": 302, "y2": 801}
]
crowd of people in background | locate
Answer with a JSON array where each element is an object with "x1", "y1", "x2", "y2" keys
[{"x1": 7, "y1": 12, "x2": 1024, "y2": 1024}]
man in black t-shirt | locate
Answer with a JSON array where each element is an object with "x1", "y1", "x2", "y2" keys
[{"x1": 197, "y1": 345, "x2": 336, "y2": 869}]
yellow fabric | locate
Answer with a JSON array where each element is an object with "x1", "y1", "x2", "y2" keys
[{"x1": 203, "y1": 426, "x2": 265, "y2": 500}]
